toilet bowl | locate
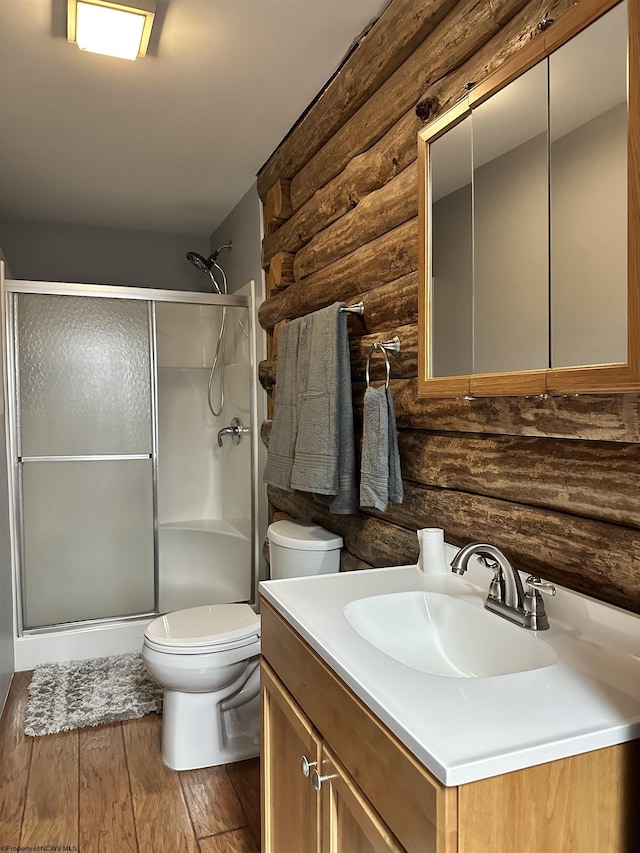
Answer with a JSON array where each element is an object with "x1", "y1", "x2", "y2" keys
[
  {"x1": 142, "y1": 521, "x2": 343, "y2": 771},
  {"x1": 143, "y1": 603, "x2": 261, "y2": 770}
]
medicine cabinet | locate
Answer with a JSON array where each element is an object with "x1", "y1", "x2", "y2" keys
[{"x1": 417, "y1": 0, "x2": 639, "y2": 396}]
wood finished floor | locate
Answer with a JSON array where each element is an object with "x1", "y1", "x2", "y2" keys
[{"x1": 0, "y1": 671, "x2": 261, "y2": 853}]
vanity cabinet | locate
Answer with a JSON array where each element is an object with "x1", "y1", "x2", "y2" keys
[
  {"x1": 261, "y1": 664, "x2": 404, "y2": 852},
  {"x1": 260, "y1": 600, "x2": 638, "y2": 853}
]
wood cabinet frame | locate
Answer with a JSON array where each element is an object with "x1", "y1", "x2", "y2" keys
[{"x1": 418, "y1": 0, "x2": 640, "y2": 397}]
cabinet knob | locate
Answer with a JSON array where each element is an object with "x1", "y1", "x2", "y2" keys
[
  {"x1": 311, "y1": 769, "x2": 338, "y2": 792},
  {"x1": 300, "y1": 755, "x2": 317, "y2": 778}
]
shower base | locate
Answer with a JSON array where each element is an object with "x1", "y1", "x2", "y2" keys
[{"x1": 14, "y1": 617, "x2": 152, "y2": 671}]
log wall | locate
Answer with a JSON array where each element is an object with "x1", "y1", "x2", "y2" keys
[{"x1": 257, "y1": 0, "x2": 640, "y2": 614}]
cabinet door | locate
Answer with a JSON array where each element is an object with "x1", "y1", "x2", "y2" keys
[
  {"x1": 261, "y1": 662, "x2": 321, "y2": 853},
  {"x1": 318, "y1": 746, "x2": 404, "y2": 853}
]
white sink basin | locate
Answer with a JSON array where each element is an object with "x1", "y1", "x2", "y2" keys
[{"x1": 344, "y1": 590, "x2": 558, "y2": 678}]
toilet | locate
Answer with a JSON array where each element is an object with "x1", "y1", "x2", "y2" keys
[{"x1": 142, "y1": 520, "x2": 343, "y2": 770}]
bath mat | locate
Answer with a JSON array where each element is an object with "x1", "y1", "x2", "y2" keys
[{"x1": 24, "y1": 652, "x2": 163, "y2": 737}]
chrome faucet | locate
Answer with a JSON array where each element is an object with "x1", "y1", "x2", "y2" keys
[
  {"x1": 217, "y1": 417, "x2": 250, "y2": 447},
  {"x1": 450, "y1": 543, "x2": 555, "y2": 630}
]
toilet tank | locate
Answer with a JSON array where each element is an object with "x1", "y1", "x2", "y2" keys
[{"x1": 267, "y1": 521, "x2": 343, "y2": 579}]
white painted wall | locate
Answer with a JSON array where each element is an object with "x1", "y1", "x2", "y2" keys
[
  {"x1": 0, "y1": 218, "x2": 212, "y2": 292},
  {"x1": 0, "y1": 260, "x2": 15, "y2": 709},
  {"x1": 210, "y1": 184, "x2": 268, "y2": 585}
]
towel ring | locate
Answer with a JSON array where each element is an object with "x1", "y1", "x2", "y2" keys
[{"x1": 365, "y1": 336, "x2": 401, "y2": 389}]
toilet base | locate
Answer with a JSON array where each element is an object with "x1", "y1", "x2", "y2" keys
[{"x1": 161, "y1": 672, "x2": 260, "y2": 771}]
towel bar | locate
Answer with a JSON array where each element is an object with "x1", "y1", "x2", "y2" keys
[
  {"x1": 340, "y1": 302, "x2": 365, "y2": 316},
  {"x1": 365, "y1": 336, "x2": 401, "y2": 389}
]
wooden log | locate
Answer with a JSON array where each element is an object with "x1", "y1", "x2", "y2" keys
[
  {"x1": 293, "y1": 163, "x2": 419, "y2": 281},
  {"x1": 269, "y1": 481, "x2": 640, "y2": 611},
  {"x1": 271, "y1": 320, "x2": 288, "y2": 359},
  {"x1": 262, "y1": 367, "x2": 640, "y2": 444},
  {"x1": 262, "y1": 412, "x2": 640, "y2": 526},
  {"x1": 259, "y1": 271, "x2": 419, "y2": 340},
  {"x1": 289, "y1": 0, "x2": 530, "y2": 210},
  {"x1": 353, "y1": 273, "x2": 419, "y2": 334},
  {"x1": 383, "y1": 380, "x2": 640, "y2": 442},
  {"x1": 261, "y1": 108, "x2": 421, "y2": 268},
  {"x1": 260, "y1": 418, "x2": 272, "y2": 447},
  {"x1": 266, "y1": 252, "x2": 294, "y2": 290},
  {"x1": 260, "y1": 0, "x2": 572, "y2": 268},
  {"x1": 259, "y1": 361, "x2": 276, "y2": 394},
  {"x1": 256, "y1": 0, "x2": 458, "y2": 200},
  {"x1": 369, "y1": 480, "x2": 640, "y2": 613},
  {"x1": 265, "y1": 180, "x2": 293, "y2": 228},
  {"x1": 350, "y1": 324, "x2": 418, "y2": 382},
  {"x1": 340, "y1": 550, "x2": 375, "y2": 572},
  {"x1": 258, "y1": 218, "x2": 419, "y2": 330},
  {"x1": 414, "y1": 0, "x2": 575, "y2": 119},
  {"x1": 267, "y1": 485, "x2": 419, "y2": 567},
  {"x1": 398, "y1": 431, "x2": 640, "y2": 528}
]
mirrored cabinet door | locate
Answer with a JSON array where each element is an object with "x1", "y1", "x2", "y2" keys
[
  {"x1": 549, "y1": 2, "x2": 628, "y2": 369},
  {"x1": 473, "y1": 61, "x2": 549, "y2": 375},
  {"x1": 430, "y1": 115, "x2": 473, "y2": 378},
  {"x1": 418, "y1": 0, "x2": 639, "y2": 397}
]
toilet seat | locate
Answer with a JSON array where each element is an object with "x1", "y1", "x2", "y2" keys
[{"x1": 144, "y1": 603, "x2": 260, "y2": 655}]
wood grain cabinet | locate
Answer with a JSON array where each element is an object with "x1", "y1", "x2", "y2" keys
[
  {"x1": 260, "y1": 600, "x2": 638, "y2": 853},
  {"x1": 261, "y1": 663, "x2": 403, "y2": 853}
]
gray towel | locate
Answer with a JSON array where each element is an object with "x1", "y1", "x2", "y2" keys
[
  {"x1": 359, "y1": 385, "x2": 389, "y2": 511},
  {"x1": 386, "y1": 387, "x2": 404, "y2": 505},
  {"x1": 359, "y1": 385, "x2": 403, "y2": 512},
  {"x1": 263, "y1": 318, "x2": 303, "y2": 490},
  {"x1": 290, "y1": 303, "x2": 357, "y2": 514}
]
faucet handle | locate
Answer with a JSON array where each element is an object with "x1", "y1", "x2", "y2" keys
[
  {"x1": 524, "y1": 577, "x2": 555, "y2": 630},
  {"x1": 525, "y1": 576, "x2": 556, "y2": 596}
]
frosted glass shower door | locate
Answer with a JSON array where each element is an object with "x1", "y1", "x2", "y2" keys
[
  {"x1": 155, "y1": 301, "x2": 253, "y2": 612},
  {"x1": 15, "y1": 293, "x2": 154, "y2": 629}
]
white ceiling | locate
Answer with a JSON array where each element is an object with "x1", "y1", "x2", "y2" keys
[{"x1": 0, "y1": 0, "x2": 388, "y2": 237}]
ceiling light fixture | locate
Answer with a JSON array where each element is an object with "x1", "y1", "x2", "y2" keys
[{"x1": 67, "y1": 0, "x2": 156, "y2": 61}]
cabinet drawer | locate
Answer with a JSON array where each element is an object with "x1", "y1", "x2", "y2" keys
[{"x1": 261, "y1": 601, "x2": 458, "y2": 853}]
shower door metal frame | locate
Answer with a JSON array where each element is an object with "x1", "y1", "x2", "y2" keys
[{"x1": 2, "y1": 279, "x2": 254, "y2": 636}]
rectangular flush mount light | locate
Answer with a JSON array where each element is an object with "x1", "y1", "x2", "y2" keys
[{"x1": 67, "y1": 0, "x2": 156, "y2": 61}]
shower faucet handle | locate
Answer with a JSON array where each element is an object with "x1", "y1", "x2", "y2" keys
[{"x1": 217, "y1": 417, "x2": 249, "y2": 447}]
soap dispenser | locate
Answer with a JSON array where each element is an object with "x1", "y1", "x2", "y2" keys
[{"x1": 417, "y1": 527, "x2": 449, "y2": 575}]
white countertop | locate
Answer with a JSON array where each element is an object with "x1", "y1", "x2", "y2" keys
[{"x1": 259, "y1": 549, "x2": 640, "y2": 786}]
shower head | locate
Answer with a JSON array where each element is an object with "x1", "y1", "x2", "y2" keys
[
  {"x1": 186, "y1": 243, "x2": 233, "y2": 295},
  {"x1": 186, "y1": 251, "x2": 214, "y2": 273},
  {"x1": 185, "y1": 242, "x2": 233, "y2": 274}
]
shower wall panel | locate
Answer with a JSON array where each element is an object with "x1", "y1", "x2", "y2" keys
[{"x1": 155, "y1": 302, "x2": 252, "y2": 612}]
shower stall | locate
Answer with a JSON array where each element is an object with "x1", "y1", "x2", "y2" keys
[{"x1": 1, "y1": 275, "x2": 259, "y2": 669}]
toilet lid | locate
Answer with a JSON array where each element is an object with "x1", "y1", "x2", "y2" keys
[{"x1": 145, "y1": 603, "x2": 260, "y2": 649}]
